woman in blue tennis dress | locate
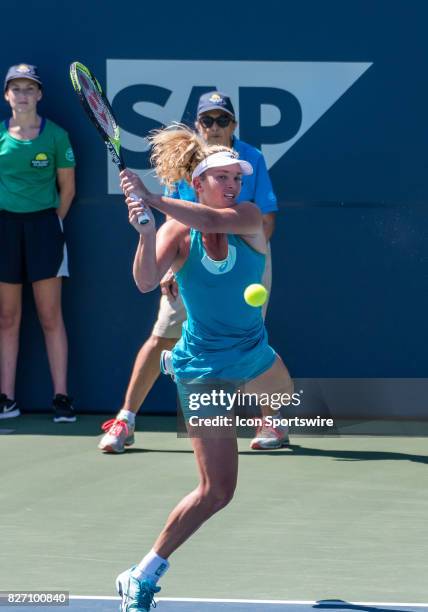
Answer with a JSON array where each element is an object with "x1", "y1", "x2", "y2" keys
[{"x1": 115, "y1": 125, "x2": 293, "y2": 611}]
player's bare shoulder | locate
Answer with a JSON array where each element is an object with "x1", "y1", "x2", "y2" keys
[
  {"x1": 157, "y1": 218, "x2": 189, "y2": 244},
  {"x1": 157, "y1": 219, "x2": 190, "y2": 272},
  {"x1": 237, "y1": 201, "x2": 262, "y2": 220},
  {"x1": 237, "y1": 201, "x2": 267, "y2": 254}
]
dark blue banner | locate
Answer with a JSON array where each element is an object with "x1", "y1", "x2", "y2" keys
[{"x1": 1, "y1": 0, "x2": 426, "y2": 414}]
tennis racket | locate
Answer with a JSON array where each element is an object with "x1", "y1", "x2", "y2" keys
[{"x1": 69, "y1": 61, "x2": 150, "y2": 224}]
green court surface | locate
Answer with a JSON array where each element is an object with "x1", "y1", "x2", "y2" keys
[{"x1": 1, "y1": 415, "x2": 427, "y2": 603}]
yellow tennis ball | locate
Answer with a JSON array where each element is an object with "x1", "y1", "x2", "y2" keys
[{"x1": 244, "y1": 283, "x2": 268, "y2": 307}]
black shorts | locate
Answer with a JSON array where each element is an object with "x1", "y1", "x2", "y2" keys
[{"x1": 0, "y1": 208, "x2": 69, "y2": 284}]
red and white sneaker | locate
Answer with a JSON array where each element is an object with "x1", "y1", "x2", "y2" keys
[
  {"x1": 98, "y1": 418, "x2": 135, "y2": 454},
  {"x1": 250, "y1": 422, "x2": 290, "y2": 450}
]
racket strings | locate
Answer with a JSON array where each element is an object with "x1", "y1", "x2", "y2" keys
[{"x1": 78, "y1": 71, "x2": 116, "y2": 139}]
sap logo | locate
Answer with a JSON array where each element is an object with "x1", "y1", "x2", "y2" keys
[{"x1": 106, "y1": 60, "x2": 372, "y2": 194}]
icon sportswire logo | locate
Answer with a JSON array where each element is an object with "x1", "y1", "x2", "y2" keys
[{"x1": 106, "y1": 60, "x2": 373, "y2": 194}]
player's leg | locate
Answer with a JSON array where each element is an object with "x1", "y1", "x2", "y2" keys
[
  {"x1": 245, "y1": 354, "x2": 294, "y2": 449},
  {"x1": 152, "y1": 430, "x2": 238, "y2": 558},
  {"x1": 32, "y1": 277, "x2": 74, "y2": 422},
  {"x1": 0, "y1": 282, "x2": 22, "y2": 418},
  {"x1": 98, "y1": 294, "x2": 185, "y2": 453},
  {"x1": 116, "y1": 418, "x2": 238, "y2": 609}
]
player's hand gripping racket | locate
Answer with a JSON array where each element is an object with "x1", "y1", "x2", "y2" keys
[{"x1": 69, "y1": 61, "x2": 149, "y2": 224}]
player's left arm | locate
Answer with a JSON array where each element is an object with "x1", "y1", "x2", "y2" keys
[
  {"x1": 56, "y1": 168, "x2": 76, "y2": 220},
  {"x1": 153, "y1": 197, "x2": 263, "y2": 235},
  {"x1": 120, "y1": 169, "x2": 262, "y2": 235}
]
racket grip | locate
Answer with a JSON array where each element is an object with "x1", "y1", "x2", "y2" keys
[{"x1": 129, "y1": 193, "x2": 150, "y2": 225}]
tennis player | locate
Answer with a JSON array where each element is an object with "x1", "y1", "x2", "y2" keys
[
  {"x1": 115, "y1": 124, "x2": 293, "y2": 610},
  {"x1": 99, "y1": 91, "x2": 287, "y2": 453}
]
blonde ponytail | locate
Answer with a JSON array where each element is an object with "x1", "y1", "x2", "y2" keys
[{"x1": 148, "y1": 123, "x2": 232, "y2": 190}]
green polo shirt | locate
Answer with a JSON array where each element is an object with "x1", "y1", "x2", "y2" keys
[{"x1": 0, "y1": 118, "x2": 75, "y2": 213}]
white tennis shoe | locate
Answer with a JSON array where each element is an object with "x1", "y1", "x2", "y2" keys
[
  {"x1": 98, "y1": 417, "x2": 135, "y2": 453},
  {"x1": 250, "y1": 422, "x2": 290, "y2": 450}
]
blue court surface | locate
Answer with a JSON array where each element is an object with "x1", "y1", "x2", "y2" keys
[{"x1": 3, "y1": 599, "x2": 427, "y2": 612}]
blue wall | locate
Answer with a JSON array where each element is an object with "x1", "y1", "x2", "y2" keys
[{"x1": 2, "y1": 0, "x2": 427, "y2": 414}]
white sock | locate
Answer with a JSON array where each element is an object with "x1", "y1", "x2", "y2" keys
[
  {"x1": 117, "y1": 410, "x2": 135, "y2": 426},
  {"x1": 131, "y1": 550, "x2": 169, "y2": 585}
]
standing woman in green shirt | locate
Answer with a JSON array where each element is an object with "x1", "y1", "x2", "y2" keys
[{"x1": 0, "y1": 64, "x2": 76, "y2": 422}]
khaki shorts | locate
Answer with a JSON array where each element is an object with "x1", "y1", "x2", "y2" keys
[{"x1": 152, "y1": 242, "x2": 273, "y2": 339}]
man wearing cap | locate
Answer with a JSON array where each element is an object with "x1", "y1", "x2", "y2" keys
[
  {"x1": 98, "y1": 91, "x2": 287, "y2": 453},
  {"x1": 0, "y1": 64, "x2": 76, "y2": 422}
]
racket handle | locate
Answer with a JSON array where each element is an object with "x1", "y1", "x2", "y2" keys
[{"x1": 129, "y1": 193, "x2": 150, "y2": 225}]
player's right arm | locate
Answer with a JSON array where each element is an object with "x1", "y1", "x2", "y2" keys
[{"x1": 128, "y1": 198, "x2": 186, "y2": 293}]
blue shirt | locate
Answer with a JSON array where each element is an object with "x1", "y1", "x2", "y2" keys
[{"x1": 165, "y1": 137, "x2": 278, "y2": 214}]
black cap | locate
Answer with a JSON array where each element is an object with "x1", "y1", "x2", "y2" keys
[
  {"x1": 197, "y1": 91, "x2": 235, "y2": 118},
  {"x1": 4, "y1": 64, "x2": 42, "y2": 91}
]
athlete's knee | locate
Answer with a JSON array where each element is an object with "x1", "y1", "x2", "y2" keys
[
  {"x1": 200, "y1": 479, "x2": 236, "y2": 514},
  {"x1": 0, "y1": 308, "x2": 20, "y2": 331},
  {"x1": 37, "y1": 308, "x2": 62, "y2": 333}
]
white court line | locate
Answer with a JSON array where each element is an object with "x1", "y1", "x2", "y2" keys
[{"x1": 70, "y1": 595, "x2": 428, "y2": 607}]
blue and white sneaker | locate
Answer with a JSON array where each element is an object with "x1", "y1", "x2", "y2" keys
[{"x1": 116, "y1": 567, "x2": 160, "y2": 612}]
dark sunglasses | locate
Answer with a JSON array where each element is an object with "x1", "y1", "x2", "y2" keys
[{"x1": 199, "y1": 114, "x2": 234, "y2": 128}]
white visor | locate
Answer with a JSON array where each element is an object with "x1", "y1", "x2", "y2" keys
[{"x1": 191, "y1": 151, "x2": 253, "y2": 180}]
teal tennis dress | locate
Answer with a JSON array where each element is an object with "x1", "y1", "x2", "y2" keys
[{"x1": 172, "y1": 229, "x2": 276, "y2": 384}]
